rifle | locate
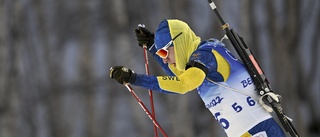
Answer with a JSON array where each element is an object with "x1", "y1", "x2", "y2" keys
[{"x1": 206, "y1": 0, "x2": 300, "y2": 136}]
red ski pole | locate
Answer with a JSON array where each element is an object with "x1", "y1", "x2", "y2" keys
[
  {"x1": 138, "y1": 24, "x2": 158, "y2": 137},
  {"x1": 124, "y1": 84, "x2": 168, "y2": 137}
]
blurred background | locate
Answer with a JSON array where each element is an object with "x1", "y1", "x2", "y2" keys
[{"x1": 0, "y1": 0, "x2": 319, "y2": 137}]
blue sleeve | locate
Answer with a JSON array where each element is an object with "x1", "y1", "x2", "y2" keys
[{"x1": 131, "y1": 74, "x2": 177, "y2": 94}]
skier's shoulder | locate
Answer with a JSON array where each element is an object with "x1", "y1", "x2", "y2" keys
[
  {"x1": 198, "y1": 38, "x2": 225, "y2": 50},
  {"x1": 190, "y1": 39, "x2": 222, "y2": 59}
]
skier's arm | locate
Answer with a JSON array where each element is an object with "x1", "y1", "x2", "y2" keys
[
  {"x1": 131, "y1": 74, "x2": 176, "y2": 94},
  {"x1": 132, "y1": 66, "x2": 207, "y2": 94},
  {"x1": 157, "y1": 67, "x2": 207, "y2": 94}
]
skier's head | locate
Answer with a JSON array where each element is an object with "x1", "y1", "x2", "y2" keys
[
  {"x1": 155, "y1": 20, "x2": 171, "y2": 51},
  {"x1": 155, "y1": 19, "x2": 201, "y2": 71}
]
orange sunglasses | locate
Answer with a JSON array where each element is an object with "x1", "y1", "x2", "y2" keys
[{"x1": 155, "y1": 32, "x2": 183, "y2": 59}]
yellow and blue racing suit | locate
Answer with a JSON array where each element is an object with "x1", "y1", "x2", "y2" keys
[{"x1": 132, "y1": 39, "x2": 285, "y2": 137}]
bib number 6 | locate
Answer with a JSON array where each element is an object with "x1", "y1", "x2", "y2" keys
[{"x1": 214, "y1": 112, "x2": 229, "y2": 129}]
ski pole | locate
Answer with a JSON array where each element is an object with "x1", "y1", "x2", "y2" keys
[
  {"x1": 124, "y1": 84, "x2": 168, "y2": 137},
  {"x1": 138, "y1": 24, "x2": 158, "y2": 137}
]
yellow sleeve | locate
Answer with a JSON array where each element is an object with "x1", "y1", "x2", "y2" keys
[{"x1": 157, "y1": 67, "x2": 206, "y2": 94}]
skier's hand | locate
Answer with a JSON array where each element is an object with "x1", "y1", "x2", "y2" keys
[
  {"x1": 134, "y1": 26, "x2": 154, "y2": 50},
  {"x1": 109, "y1": 66, "x2": 136, "y2": 84}
]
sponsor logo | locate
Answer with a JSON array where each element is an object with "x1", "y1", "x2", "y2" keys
[
  {"x1": 191, "y1": 53, "x2": 201, "y2": 60},
  {"x1": 241, "y1": 77, "x2": 253, "y2": 88}
]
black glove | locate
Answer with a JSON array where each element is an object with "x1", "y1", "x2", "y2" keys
[
  {"x1": 109, "y1": 66, "x2": 136, "y2": 84},
  {"x1": 134, "y1": 26, "x2": 154, "y2": 50}
]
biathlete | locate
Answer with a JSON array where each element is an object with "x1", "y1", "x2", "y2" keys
[{"x1": 110, "y1": 19, "x2": 285, "y2": 137}]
